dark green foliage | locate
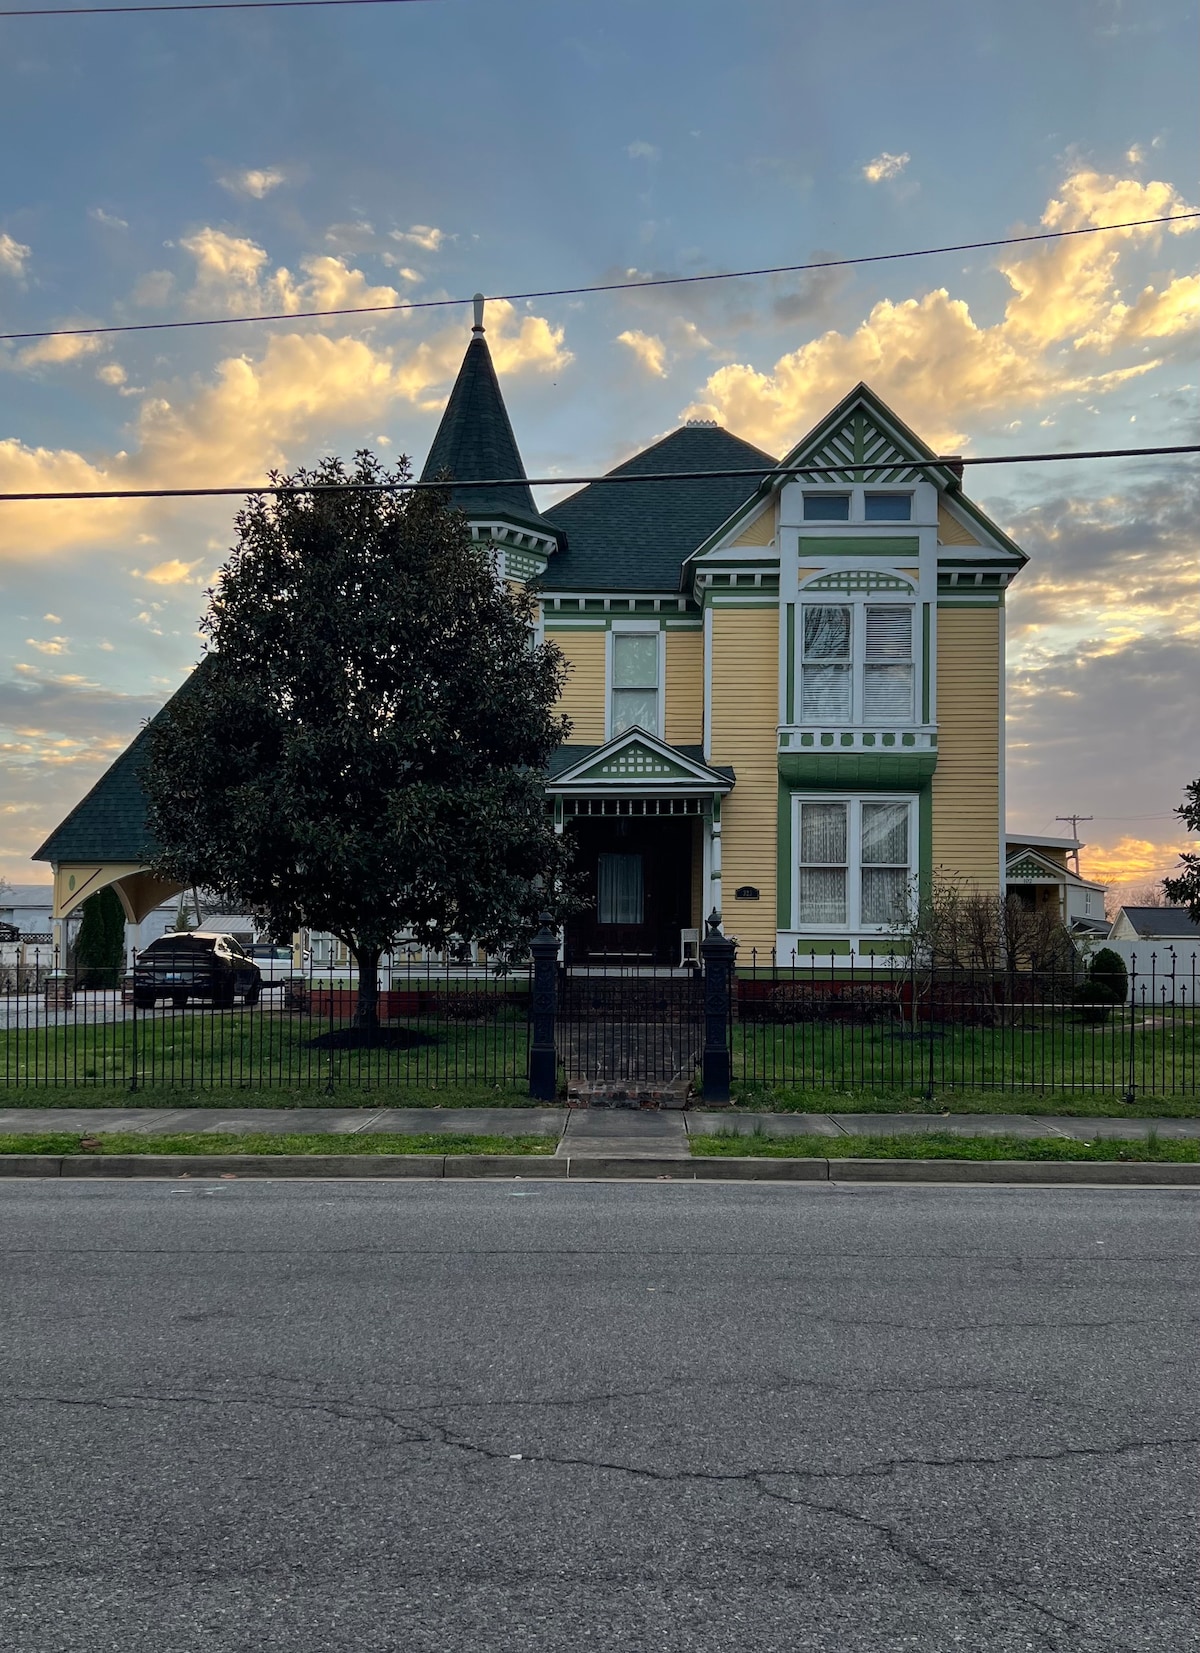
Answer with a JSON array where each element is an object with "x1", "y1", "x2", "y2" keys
[
  {"x1": 74, "y1": 888, "x2": 126, "y2": 988},
  {"x1": 1163, "y1": 779, "x2": 1200, "y2": 918},
  {"x1": 1088, "y1": 946, "x2": 1129, "y2": 1005},
  {"x1": 1073, "y1": 978, "x2": 1114, "y2": 1023},
  {"x1": 143, "y1": 452, "x2": 575, "y2": 1024}
]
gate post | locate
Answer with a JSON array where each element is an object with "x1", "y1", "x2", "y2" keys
[
  {"x1": 528, "y1": 914, "x2": 560, "y2": 1102},
  {"x1": 700, "y1": 909, "x2": 736, "y2": 1104}
]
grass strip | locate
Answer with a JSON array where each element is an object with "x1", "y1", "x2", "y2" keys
[
  {"x1": 0, "y1": 1131, "x2": 555, "y2": 1157},
  {"x1": 690, "y1": 1130, "x2": 1200, "y2": 1162},
  {"x1": 0, "y1": 1083, "x2": 533, "y2": 1110},
  {"x1": 729, "y1": 1086, "x2": 1200, "y2": 1118}
]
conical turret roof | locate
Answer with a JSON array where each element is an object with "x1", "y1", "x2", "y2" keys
[{"x1": 420, "y1": 298, "x2": 560, "y2": 540}]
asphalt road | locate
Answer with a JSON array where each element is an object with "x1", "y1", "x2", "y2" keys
[{"x1": 1, "y1": 1181, "x2": 1197, "y2": 1652}]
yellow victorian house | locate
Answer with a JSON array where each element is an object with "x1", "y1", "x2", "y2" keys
[{"x1": 36, "y1": 305, "x2": 1026, "y2": 966}]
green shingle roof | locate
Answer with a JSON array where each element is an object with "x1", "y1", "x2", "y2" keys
[
  {"x1": 420, "y1": 330, "x2": 560, "y2": 540},
  {"x1": 32, "y1": 664, "x2": 210, "y2": 866},
  {"x1": 542, "y1": 425, "x2": 777, "y2": 592}
]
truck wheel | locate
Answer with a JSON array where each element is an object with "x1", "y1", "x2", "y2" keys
[
  {"x1": 243, "y1": 982, "x2": 261, "y2": 1007},
  {"x1": 133, "y1": 992, "x2": 156, "y2": 1011},
  {"x1": 172, "y1": 989, "x2": 189, "y2": 1009}
]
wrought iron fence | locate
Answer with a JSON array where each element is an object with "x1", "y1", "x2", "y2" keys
[
  {"x1": 734, "y1": 949, "x2": 1198, "y2": 1100},
  {"x1": 0, "y1": 950, "x2": 532, "y2": 1091},
  {"x1": 555, "y1": 960, "x2": 704, "y2": 1092}
]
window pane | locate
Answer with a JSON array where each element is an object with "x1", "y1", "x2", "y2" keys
[
  {"x1": 801, "y1": 665, "x2": 851, "y2": 720},
  {"x1": 862, "y1": 867, "x2": 908, "y2": 925},
  {"x1": 597, "y1": 854, "x2": 644, "y2": 925},
  {"x1": 803, "y1": 605, "x2": 851, "y2": 659},
  {"x1": 861, "y1": 802, "x2": 909, "y2": 865},
  {"x1": 798, "y1": 868, "x2": 847, "y2": 924},
  {"x1": 865, "y1": 606, "x2": 912, "y2": 659},
  {"x1": 803, "y1": 494, "x2": 850, "y2": 521},
  {"x1": 612, "y1": 632, "x2": 658, "y2": 688},
  {"x1": 800, "y1": 801, "x2": 847, "y2": 864},
  {"x1": 863, "y1": 664, "x2": 913, "y2": 719},
  {"x1": 864, "y1": 493, "x2": 912, "y2": 522},
  {"x1": 611, "y1": 687, "x2": 659, "y2": 734}
]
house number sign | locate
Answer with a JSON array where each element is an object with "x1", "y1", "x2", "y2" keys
[{"x1": 734, "y1": 886, "x2": 760, "y2": 901}]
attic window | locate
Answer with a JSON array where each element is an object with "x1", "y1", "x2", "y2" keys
[
  {"x1": 864, "y1": 492, "x2": 912, "y2": 522},
  {"x1": 803, "y1": 494, "x2": 850, "y2": 522}
]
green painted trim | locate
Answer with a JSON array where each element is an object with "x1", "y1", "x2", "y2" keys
[
  {"x1": 860, "y1": 939, "x2": 911, "y2": 957},
  {"x1": 798, "y1": 536, "x2": 920, "y2": 556},
  {"x1": 785, "y1": 604, "x2": 795, "y2": 722},
  {"x1": 701, "y1": 596, "x2": 782, "y2": 611},
  {"x1": 776, "y1": 780, "x2": 792, "y2": 930},
  {"x1": 778, "y1": 753, "x2": 937, "y2": 787},
  {"x1": 919, "y1": 781, "x2": 933, "y2": 916},
  {"x1": 921, "y1": 603, "x2": 931, "y2": 722},
  {"x1": 546, "y1": 614, "x2": 704, "y2": 633},
  {"x1": 936, "y1": 598, "x2": 1002, "y2": 609},
  {"x1": 789, "y1": 939, "x2": 854, "y2": 956}
]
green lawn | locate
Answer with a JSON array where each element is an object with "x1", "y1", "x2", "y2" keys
[
  {"x1": 727, "y1": 1086, "x2": 1200, "y2": 1118},
  {"x1": 0, "y1": 1131, "x2": 555, "y2": 1156},
  {"x1": 691, "y1": 1130, "x2": 1200, "y2": 1162},
  {"x1": 0, "y1": 1005, "x2": 531, "y2": 1090},
  {"x1": 733, "y1": 1008, "x2": 1199, "y2": 1106}
]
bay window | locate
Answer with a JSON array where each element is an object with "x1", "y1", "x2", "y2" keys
[
  {"x1": 800, "y1": 601, "x2": 915, "y2": 724},
  {"x1": 795, "y1": 796, "x2": 914, "y2": 930},
  {"x1": 610, "y1": 629, "x2": 661, "y2": 736}
]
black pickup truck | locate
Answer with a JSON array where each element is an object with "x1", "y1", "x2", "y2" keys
[{"x1": 132, "y1": 932, "x2": 262, "y2": 1010}]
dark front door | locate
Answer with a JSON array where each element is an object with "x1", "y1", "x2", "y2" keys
[{"x1": 566, "y1": 816, "x2": 694, "y2": 965}]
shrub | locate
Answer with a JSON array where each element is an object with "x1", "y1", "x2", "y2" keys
[
  {"x1": 1088, "y1": 947, "x2": 1129, "y2": 1006},
  {"x1": 1073, "y1": 979, "x2": 1113, "y2": 1024}
]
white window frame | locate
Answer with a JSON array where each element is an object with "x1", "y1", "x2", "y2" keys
[
  {"x1": 799, "y1": 486, "x2": 916, "y2": 524},
  {"x1": 605, "y1": 622, "x2": 665, "y2": 740},
  {"x1": 792, "y1": 793, "x2": 917, "y2": 933},
  {"x1": 798, "y1": 597, "x2": 918, "y2": 725}
]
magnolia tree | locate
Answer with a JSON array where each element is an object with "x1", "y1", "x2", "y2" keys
[{"x1": 144, "y1": 452, "x2": 574, "y2": 1030}]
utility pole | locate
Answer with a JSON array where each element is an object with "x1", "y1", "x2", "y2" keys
[{"x1": 1056, "y1": 814, "x2": 1092, "y2": 874}]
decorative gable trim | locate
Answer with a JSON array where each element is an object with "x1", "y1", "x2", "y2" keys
[
  {"x1": 1006, "y1": 848, "x2": 1067, "y2": 882},
  {"x1": 546, "y1": 729, "x2": 734, "y2": 795},
  {"x1": 793, "y1": 407, "x2": 924, "y2": 484}
]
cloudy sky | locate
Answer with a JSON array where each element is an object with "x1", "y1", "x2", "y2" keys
[{"x1": 0, "y1": 0, "x2": 1196, "y2": 891}]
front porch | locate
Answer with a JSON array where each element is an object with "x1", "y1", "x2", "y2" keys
[{"x1": 546, "y1": 729, "x2": 735, "y2": 968}]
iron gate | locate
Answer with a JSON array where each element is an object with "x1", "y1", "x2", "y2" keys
[{"x1": 556, "y1": 962, "x2": 704, "y2": 1089}]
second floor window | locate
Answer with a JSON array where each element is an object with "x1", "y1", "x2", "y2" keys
[
  {"x1": 800, "y1": 602, "x2": 914, "y2": 723},
  {"x1": 611, "y1": 630, "x2": 660, "y2": 735}
]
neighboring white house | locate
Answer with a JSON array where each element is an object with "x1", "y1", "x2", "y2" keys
[
  {"x1": 1004, "y1": 834, "x2": 1108, "y2": 935},
  {"x1": 1109, "y1": 906, "x2": 1200, "y2": 944}
]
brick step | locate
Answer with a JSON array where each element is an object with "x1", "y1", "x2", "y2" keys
[{"x1": 567, "y1": 1080, "x2": 692, "y2": 1110}]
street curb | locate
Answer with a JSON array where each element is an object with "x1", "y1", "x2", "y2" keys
[{"x1": 1, "y1": 1152, "x2": 1198, "y2": 1185}]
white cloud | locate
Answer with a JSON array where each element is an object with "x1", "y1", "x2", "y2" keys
[
  {"x1": 626, "y1": 140, "x2": 660, "y2": 161},
  {"x1": 8, "y1": 333, "x2": 107, "y2": 370},
  {"x1": 389, "y1": 225, "x2": 445, "y2": 252},
  {"x1": 0, "y1": 297, "x2": 571, "y2": 559},
  {"x1": 684, "y1": 167, "x2": 1199, "y2": 452},
  {"x1": 862, "y1": 151, "x2": 910, "y2": 183},
  {"x1": 89, "y1": 207, "x2": 128, "y2": 229},
  {"x1": 96, "y1": 362, "x2": 128, "y2": 387},
  {"x1": 1126, "y1": 144, "x2": 1146, "y2": 166},
  {"x1": 25, "y1": 637, "x2": 70, "y2": 655},
  {"x1": 0, "y1": 233, "x2": 31, "y2": 278},
  {"x1": 43, "y1": 614, "x2": 61, "y2": 623},
  {"x1": 219, "y1": 167, "x2": 286, "y2": 200},
  {"x1": 135, "y1": 559, "x2": 202, "y2": 586},
  {"x1": 616, "y1": 329, "x2": 668, "y2": 377}
]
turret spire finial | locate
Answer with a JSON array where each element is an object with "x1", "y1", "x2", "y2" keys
[{"x1": 472, "y1": 292, "x2": 485, "y2": 334}]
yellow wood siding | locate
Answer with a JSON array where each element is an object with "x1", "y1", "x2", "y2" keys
[
  {"x1": 937, "y1": 502, "x2": 981, "y2": 546},
  {"x1": 709, "y1": 608, "x2": 779, "y2": 953},
  {"x1": 932, "y1": 608, "x2": 1001, "y2": 891},
  {"x1": 547, "y1": 629, "x2": 606, "y2": 744},
  {"x1": 690, "y1": 816, "x2": 704, "y2": 927},
  {"x1": 732, "y1": 505, "x2": 775, "y2": 547},
  {"x1": 665, "y1": 630, "x2": 703, "y2": 745}
]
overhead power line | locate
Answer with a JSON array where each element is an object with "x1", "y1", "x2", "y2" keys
[
  {"x1": 2, "y1": 211, "x2": 1196, "y2": 345},
  {"x1": 0, "y1": 0, "x2": 431, "y2": 15},
  {"x1": 1, "y1": 443, "x2": 1196, "y2": 504}
]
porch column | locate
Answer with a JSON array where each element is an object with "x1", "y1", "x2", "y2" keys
[{"x1": 706, "y1": 798, "x2": 723, "y2": 919}]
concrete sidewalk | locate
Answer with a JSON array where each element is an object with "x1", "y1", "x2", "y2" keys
[{"x1": 0, "y1": 1105, "x2": 1196, "y2": 1146}]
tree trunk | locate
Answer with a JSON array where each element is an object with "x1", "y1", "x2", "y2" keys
[{"x1": 352, "y1": 945, "x2": 383, "y2": 1031}]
